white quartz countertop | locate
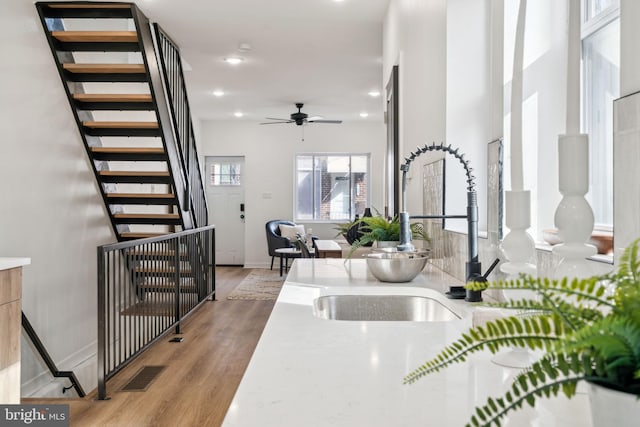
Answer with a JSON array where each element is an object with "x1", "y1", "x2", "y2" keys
[
  {"x1": 222, "y1": 259, "x2": 591, "y2": 427},
  {"x1": 0, "y1": 257, "x2": 30, "y2": 271}
]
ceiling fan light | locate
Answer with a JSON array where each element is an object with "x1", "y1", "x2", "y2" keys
[{"x1": 224, "y1": 57, "x2": 244, "y2": 65}]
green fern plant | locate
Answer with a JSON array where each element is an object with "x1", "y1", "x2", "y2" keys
[
  {"x1": 345, "y1": 209, "x2": 429, "y2": 258},
  {"x1": 404, "y1": 238, "x2": 640, "y2": 427}
]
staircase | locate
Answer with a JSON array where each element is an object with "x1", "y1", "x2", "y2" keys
[
  {"x1": 36, "y1": 3, "x2": 215, "y2": 400},
  {"x1": 36, "y1": 2, "x2": 207, "y2": 241}
]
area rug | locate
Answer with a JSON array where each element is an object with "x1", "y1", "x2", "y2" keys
[{"x1": 227, "y1": 269, "x2": 285, "y2": 300}]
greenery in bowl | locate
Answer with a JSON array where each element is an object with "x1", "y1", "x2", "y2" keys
[
  {"x1": 343, "y1": 210, "x2": 429, "y2": 257},
  {"x1": 404, "y1": 238, "x2": 640, "y2": 427}
]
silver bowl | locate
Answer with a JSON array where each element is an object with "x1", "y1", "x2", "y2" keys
[{"x1": 365, "y1": 250, "x2": 429, "y2": 283}]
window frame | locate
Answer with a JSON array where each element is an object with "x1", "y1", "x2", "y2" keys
[
  {"x1": 581, "y1": 0, "x2": 619, "y2": 233},
  {"x1": 293, "y1": 153, "x2": 371, "y2": 223},
  {"x1": 208, "y1": 160, "x2": 242, "y2": 187}
]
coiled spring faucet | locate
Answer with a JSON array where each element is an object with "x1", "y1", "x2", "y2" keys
[{"x1": 397, "y1": 142, "x2": 498, "y2": 301}]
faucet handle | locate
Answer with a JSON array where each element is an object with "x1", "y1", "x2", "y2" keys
[{"x1": 465, "y1": 258, "x2": 500, "y2": 302}]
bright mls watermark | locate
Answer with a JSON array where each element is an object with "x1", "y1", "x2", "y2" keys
[{"x1": 0, "y1": 405, "x2": 68, "y2": 426}]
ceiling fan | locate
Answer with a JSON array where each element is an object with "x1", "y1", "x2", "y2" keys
[{"x1": 260, "y1": 103, "x2": 342, "y2": 126}]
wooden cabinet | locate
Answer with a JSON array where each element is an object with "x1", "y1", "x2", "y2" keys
[{"x1": 0, "y1": 261, "x2": 28, "y2": 404}]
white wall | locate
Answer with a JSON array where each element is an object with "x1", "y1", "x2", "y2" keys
[
  {"x1": 614, "y1": 0, "x2": 640, "y2": 254},
  {"x1": 383, "y1": 0, "x2": 447, "y2": 218},
  {"x1": 199, "y1": 120, "x2": 385, "y2": 268},
  {"x1": 446, "y1": 0, "x2": 493, "y2": 233},
  {"x1": 503, "y1": 0, "x2": 569, "y2": 240},
  {"x1": 0, "y1": 2, "x2": 115, "y2": 396},
  {"x1": 620, "y1": 0, "x2": 640, "y2": 97}
]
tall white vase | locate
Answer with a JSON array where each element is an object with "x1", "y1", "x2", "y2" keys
[
  {"x1": 552, "y1": 134, "x2": 597, "y2": 279},
  {"x1": 500, "y1": 190, "x2": 537, "y2": 278},
  {"x1": 496, "y1": 191, "x2": 538, "y2": 368}
]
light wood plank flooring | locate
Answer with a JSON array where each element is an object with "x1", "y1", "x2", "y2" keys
[{"x1": 26, "y1": 267, "x2": 275, "y2": 427}]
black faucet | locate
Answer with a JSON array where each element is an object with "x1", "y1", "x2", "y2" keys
[{"x1": 397, "y1": 142, "x2": 499, "y2": 301}]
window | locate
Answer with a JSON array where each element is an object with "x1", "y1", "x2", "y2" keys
[
  {"x1": 500, "y1": 1, "x2": 618, "y2": 243},
  {"x1": 585, "y1": 0, "x2": 616, "y2": 20},
  {"x1": 209, "y1": 161, "x2": 241, "y2": 186},
  {"x1": 295, "y1": 154, "x2": 370, "y2": 221},
  {"x1": 583, "y1": 0, "x2": 619, "y2": 229}
]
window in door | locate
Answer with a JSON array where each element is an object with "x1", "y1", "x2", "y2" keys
[{"x1": 209, "y1": 161, "x2": 242, "y2": 186}]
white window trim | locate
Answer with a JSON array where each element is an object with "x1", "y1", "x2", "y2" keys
[{"x1": 293, "y1": 152, "x2": 371, "y2": 223}]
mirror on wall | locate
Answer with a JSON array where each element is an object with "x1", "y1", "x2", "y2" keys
[{"x1": 385, "y1": 65, "x2": 399, "y2": 218}]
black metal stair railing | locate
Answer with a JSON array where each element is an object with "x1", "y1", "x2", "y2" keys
[
  {"x1": 97, "y1": 225, "x2": 215, "y2": 400},
  {"x1": 22, "y1": 312, "x2": 86, "y2": 397},
  {"x1": 152, "y1": 24, "x2": 208, "y2": 229}
]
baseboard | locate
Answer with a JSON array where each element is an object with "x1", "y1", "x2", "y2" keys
[
  {"x1": 21, "y1": 340, "x2": 97, "y2": 398},
  {"x1": 243, "y1": 262, "x2": 271, "y2": 269}
]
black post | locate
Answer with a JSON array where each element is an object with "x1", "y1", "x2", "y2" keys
[{"x1": 174, "y1": 236, "x2": 181, "y2": 334}]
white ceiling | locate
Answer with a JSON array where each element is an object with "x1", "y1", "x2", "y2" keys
[{"x1": 134, "y1": 0, "x2": 390, "y2": 124}]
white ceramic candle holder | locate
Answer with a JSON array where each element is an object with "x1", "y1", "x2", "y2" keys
[
  {"x1": 552, "y1": 134, "x2": 597, "y2": 279},
  {"x1": 500, "y1": 190, "x2": 537, "y2": 277}
]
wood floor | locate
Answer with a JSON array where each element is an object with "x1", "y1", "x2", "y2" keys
[{"x1": 26, "y1": 267, "x2": 276, "y2": 427}]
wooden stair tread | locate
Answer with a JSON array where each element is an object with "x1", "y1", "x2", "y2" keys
[
  {"x1": 107, "y1": 193, "x2": 174, "y2": 199},
  {"x1": 126, "y1": 250, "x2": 188, "y2": 258},
  {"x1": 134, "y1": 268, "x2": 193, "y2": 274},
  {"x1": 113, "y1": 213, "x2": 180, "y2": 220},
  {"x1": 137, "y1": 283, "x2": 197, "y2": 291},
  {"x1": 91, "y1": 147, "x2": 165, "y2": 154},
  {"x1": 52, "y1": 31, "x2": 138, "y2": 42},
  {"x1": 84, "y1": 121, "x2": 158, "y2": 129},
  {"x1": 99, "y1": 171, "x2": 170, "y2": 177},
  {"x1": 73, "y1": 94, "x2": 152, "y2": 102},
  {"x1": 63, "y1": 64, "x2": 145, "y2": 73},
  {"x1": 48, "y1": 4, "x2": 131, "y2": 9},
  {"x1": 120, "y1": 232, "x2": 169, "y2": 239}
]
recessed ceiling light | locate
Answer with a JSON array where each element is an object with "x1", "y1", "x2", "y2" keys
[
  {"x1": 234, "y1": 111, "x2": 244, "y2": 118},
  {"x1": 224, "y1": 57, "x2": 244, "y2": 65},
  {"x1": 212, "y1": 90, "x2": 225, "y2": 97},
  {"x1": 360, "y1": 112, "x2": 369, "y2": 118},
  {"x1": 368, "y1": 91, "x2": 381, "y2": 97}
]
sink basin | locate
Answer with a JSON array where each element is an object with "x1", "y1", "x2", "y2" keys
[{"x1": 313, "y1": 294, "x2": 460, "y2": 322}]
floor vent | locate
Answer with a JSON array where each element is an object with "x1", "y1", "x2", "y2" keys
[{"x1": 120, "y1": 365, "x2": 166, "y2": 392}]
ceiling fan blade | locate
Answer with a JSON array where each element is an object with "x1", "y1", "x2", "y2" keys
[
  {"x1": 259, "y1": 121, "x2": 293, "y2": 125},
  {"x1": 307, "y1": 119, "x2": 343, "y2": 124},
  {"x1": 306, "y1": 115, "x2": 324, "y2": 121},
  {"x1": 265, "y1": 117, "x2": 290, "y2": 121}
]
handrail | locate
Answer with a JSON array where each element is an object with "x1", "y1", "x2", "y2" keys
[
  {"x1": 97, "y1": 226, "x2": 215, "y2": 400},
  {"x1": 130, "y1": 5, "x2": 195, "y2": 230},
  {"x1": 22, "y1": 312, "x2": 86, "y2": 397},
  {"x1": 152, "y1": 23, "x2": 208, "y2": 229}
]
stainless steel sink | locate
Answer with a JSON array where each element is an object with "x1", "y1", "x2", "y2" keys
[{"x1": 313, "y1": 294, "x2": 460, "y2": 322}]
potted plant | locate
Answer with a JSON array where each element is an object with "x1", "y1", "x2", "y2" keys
[
  {"x1": 343, "y1": 210, "x2": 429, "y2": 258},
  {"x1": 333, "y1": 218, "x2": 365, "y2": 246},
  {"x1": 404, "y1": 238, "x2": 640, "y2": 427}
]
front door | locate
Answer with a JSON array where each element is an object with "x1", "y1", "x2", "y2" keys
[{"x1": 205, "y1": 156, "x2": 245, "y2": 265}]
